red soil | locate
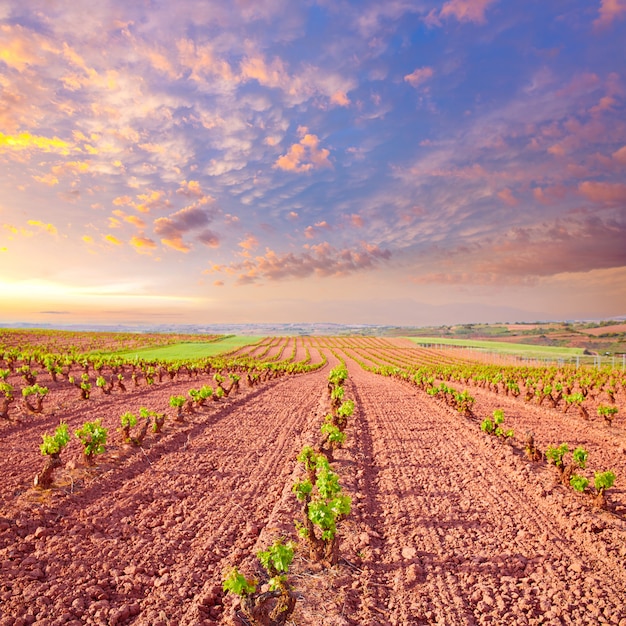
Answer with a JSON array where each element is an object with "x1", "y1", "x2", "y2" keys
[
  {"x1": 581, "y1": 324, "x2": 626, "y2": 336},
  {"x1": 1, "y1": 345, "x2": 625, "y2": 625}
]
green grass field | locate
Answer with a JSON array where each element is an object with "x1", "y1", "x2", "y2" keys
[
  {"x1": 406, "y1": 336, "x2": 585, "y2": 358},
  {"x1": 109, "y1": 336, "x2": 264, "y2": 361}
]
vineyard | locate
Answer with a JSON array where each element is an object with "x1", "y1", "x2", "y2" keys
[{"x1": 0, "y1": 331, "x2": 625, "y2": 625}]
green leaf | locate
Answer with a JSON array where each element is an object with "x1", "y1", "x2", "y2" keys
[
  {"x1": 493, "y1": 409, "x2": 504, "y2": 425},
  {"x1": 546, "y1": 443, "x2": 568, "y2": 467},
  {"x1": 572, "y1": 447, "x2": 588, "y2": 469},
  {"x1": 223, "y1": 567, "x2": 256, "y2": 596},
  {"x1": 297, "y1": 446, "x2": 318, "y2": 469},
  {"x1": 120, "y1": 411, "x2": 137, "y2": 428},
  {"x1": 40, "y1": 423, "x2": 70, "y2": 455},
  {"x1": 75, "y1": 419, "x2": 108, "y2": 456},
  {"x1": 292, "y1": 479, "x2": 312, "y2": 501},
  {"x1": 257, "y1": 539, "x2": 294, "y2": 575},
  {"x1": 169, "y1": 395, "x2": 186, "y2": 407},
  {"x1": 594, "y1": 471, "x2": 616, "y2": 491},
  {"x1": 570, "y1": 474, "x2": 589, "y2": 492},
  {"x1": 480, "y1": 418, "x2": 494, "y2": 434},
  {"x1": 337, "y1": 400, "x2": 355, "y2": 417},
  {"x1": 316, "y1": 468, "x2": 341, "y2": 500}
]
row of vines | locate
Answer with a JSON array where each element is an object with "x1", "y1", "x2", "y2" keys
[
  {"x1": 309, "y1": 336, "x2": 623, "y2": 512},
  {"x1": 222, "y1": 361, "x2": 356, "y2": 625}
]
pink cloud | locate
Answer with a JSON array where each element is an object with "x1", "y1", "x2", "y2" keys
[
  {"x1": 612, "y1": 145, "x2": 626, "y2": 164},
  {"x1": 476, "y1": 218, "x2": 626, "y2": 277},
  {"x1": 411, "y1": 217, "x2": 626, "y2": 285},
  {"x1": 578, "y1": 181, "x2": 626, "y2": 204},
  {"x1": 135, "y1": 190, "x2": 171, "y2": 214},
  {"x1": 153, "y1": 205, "x2": 220, "y2": 252},
  {"x1": 130, "y1": 234, "x2": 157, "y2": 254},
  {"x1": 589, "y1": 96, "x2": 617, "y2": 117},
  {"x1": 497, "y1": 188, "x2": 518, "y2": 206},
  {"x1": 330, "y1": 91, "x2": 351, "y2": 107},
  {"x1": 533, "y1": 184, "x2": 568, "y2": 205},
  {"x1": 404, "y1": 67, "x2": 434, "y2": 89},
  {"x1": 439, "y1": 0, "x2": 498, "y2": 24},
  {"x1": 176, "y1": 180, "x2": 205, "y2": 198},
  {"x1": 274, "y1": 132, "x2": 332, "y2": 173},
  {"x1": 215, "y1": 242, "x2": 391, "y2": 284},
  {"x1": 594, "y1": 0, "x2": 626, "y2": 28},
  {"x1": 238, "y1": 234, "x2": 259, "y2": 254},
  {"x1": 304, "y1": 221, "x2": 332, "y2": 240},
  {"x1": 0, "y1": 24, "x2": 55, "y2": 71},
  {"x1": 350, "y1": 214, "x2": 364, "y2": 228},
  {"x1": 177, "y1": 39, "x2": 236, "y2": 83}
]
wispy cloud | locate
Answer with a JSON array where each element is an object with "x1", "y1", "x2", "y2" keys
[
  {"x1": 153, "y1": 205, "x2": 220, "y2": 252},
  {"x1": 594, "y1": 0, "x2": 626, "y2": 28},
  {"x1": 404, "y1": 66, "x2": 434, "y2": 89},
  {"x1": 274, "y1": 128, "x2": 332, "y2": 172},
  {"x1": 211, "y1": 241, "x2": 391, "y2": 284},
  {"x1": 0, "y1": 1, "x2": 624, "y2": 324}
]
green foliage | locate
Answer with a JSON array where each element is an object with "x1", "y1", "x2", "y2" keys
[
  {"x1": 297, "y1": 445, "x2": 318, "y2": 471},
  {"x1": 223, "y1": 538, "x2": 296, "y2": 622},
  {"x1": 294, "y1": 450, "x2": 351, "y2": 548},
  {"x1": 594, "y1": 471, "x2": 616, "y2": 492},
  {"x1": 222, "y1": 567, "x2": 257, "y2": 597},
  {"x1": 293, "y1": 479, "x2": 313, "y2": 501},
  {"x1": 169, "y1": 395, "x2": 186, "y2": 408},
  {"x1": 454, "y1": 389, "x2": 475, "y2": 414},
  {"x1": 120, "y1": 411, "x2": 137, "y2": 429},
  {"x1": 257, "y1": 539, "x2": 295, "y2": 580},
  {"x1": 0, "y1": 369, "x2": 10, "y2": 381},
  {"x1": 22, "y1": 383, "x2": 48, "y2": 398},
  {"x1": 330, "y1": 385, "x2": 344, "y2": 402},
  {"x1": 564, "y1": 392, "x2": 584, "y2": 405},
  {"x1": 597, "y1": 404, "x2": 618, "y2": 422},
  {"x1": 545, "y1": 443, "x2": 569, "y2": 468},
  {"x1": 328, "y1": 364, "x2": 348, "y2": 386},
  {"x1": 96, "y1": 376, "x2": 107, "y2": 388},
  {"x1": 572, "y1": 447, "x2": 588, "y2": 469},
  {"x1": 570, "y1": 474, "x2": 589, "y2": 492},
  {"x1": 321, "y1": 420, "x2": 346, "y2": 445},
  {"x1": 140, "y1": 406, "x2": 166, "y2": 432},
  {"x1": 0, "y1": 382, "x2": 14, "y2": 398},
  {"x1": 481, "y1": 409, "x2": 513, "y2": 439},
  {"x1": 75, "y1": 419, "x2": 108, "y2": 459},
  {"x1": 480, "y1": 418, "x2": 494, "y2": 434},
  {"x1": 337, "y1": 399, "x2": 355, "y2": 418},
  {"x1": 40, "y1": 423, "x2": 70, "y2": 456}
]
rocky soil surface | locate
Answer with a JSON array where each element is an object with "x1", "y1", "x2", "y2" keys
[{"x1": 1, "y1": 340, "x2": 625, "y2": 625}]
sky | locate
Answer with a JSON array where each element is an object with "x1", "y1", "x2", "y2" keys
[{"x1": 1, "y1": 0, "x2": 625, "y2": 328}]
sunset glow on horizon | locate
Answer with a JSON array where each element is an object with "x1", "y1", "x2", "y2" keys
[{"x1": 1, "y1": 1, "x2": 625, "y2": 327}]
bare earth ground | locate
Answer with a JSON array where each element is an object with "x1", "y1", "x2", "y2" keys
[
  {"x1": 1, "y1": 347, "x2": 626, "y2": 625},
  {"x1": 580, "y1": 325, "x2": 626, "y2": 336}
]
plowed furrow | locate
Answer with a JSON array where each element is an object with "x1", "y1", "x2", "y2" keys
[
  {"x1": 345, "y1": 360, "x2": 626, "y2": 625},
  {"x1": 0, "y1": 370, "x2": 328, "y2": 624}
]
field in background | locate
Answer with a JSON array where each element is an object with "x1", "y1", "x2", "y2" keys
[
  {"x1": 406, "y1": 336, "x2": 584, "y2": 358},
  {"x1": 105, "y1": 336, "x2": 263, "y2": 360},
  {"x1": 1, "y1": 331, "x2": 625, "y2": 623},
  {"x1": 395, "y1": 319, "x2": 626, "y2": 357}
]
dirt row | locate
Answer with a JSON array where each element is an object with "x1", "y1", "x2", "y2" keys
[
  {"x1": 1, "y1": 344, "x2": 625, "y2": 625},
  {"x1": 334, "y1": 353, "x2": 626, "y2": 625},
  {"x1": 0, "y1": 367, "x2": 330, "y2": 625}
]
